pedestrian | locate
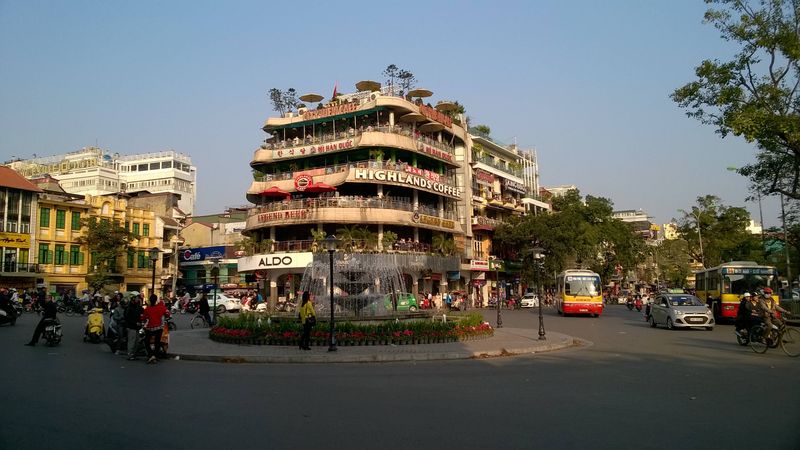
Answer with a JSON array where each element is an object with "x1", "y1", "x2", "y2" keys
[
  {"x1": 124, "y1": 295, "x2": 144, "y2": 360},
  {"x1": 298, "y1": 291, "x2": 315, "y2": 350},
  {"x1": 140, "y1": 295, "x2": 169, "y2": 364},
  {"x1": 198, "y1": 292, "x2": 212, "y2": 326},
  {"x1": 25, "y1": 295, "x2": 58, "y2": 346}
]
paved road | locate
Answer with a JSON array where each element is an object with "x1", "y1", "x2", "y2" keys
[{"x1": 1, "y1": 306, "x2": 798, "y2": 450}]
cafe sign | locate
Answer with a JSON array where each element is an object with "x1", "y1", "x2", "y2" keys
[
  {"x1": 416, "y1": 142, "x2": 453, "y2": 162},
  {"x1": 275, "y1": 138, "x2": 354, "y2": 159},
  {"x1": 301, "y1": 102, "x2": 358, "y2": 120},
  {"x1": 353, "y1": 168, "x2": 461, "y2": 198},
  {"x1": 418, "y1": 104, "x2": 453, "y2": 128},
  {"x1": 412, "y1": 212, "x2": 455, "y2": 229},
  {"x1": 502, "y1": 179, "x2": 526, "y2": 194}
]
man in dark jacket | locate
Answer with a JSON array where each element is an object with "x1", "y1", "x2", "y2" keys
[
  {"x1": 199, "y1": 293, "x2": 212, "y2": 326},
  {"x1": 123, "y1": 295, "x2": 144, "y2": 360},
  {"x1": 25, "y1": 295, "x2": 58, "y2": 346}
]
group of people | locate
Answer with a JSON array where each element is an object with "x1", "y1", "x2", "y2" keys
[
  {"x1": 12, "y1": 288, "x2": 173, "y2": 365},
  {"x1": 735, "y1": 287, "x2": 792, "y2": 339}
]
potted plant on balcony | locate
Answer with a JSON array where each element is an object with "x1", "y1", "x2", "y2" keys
[{"x1": 381, "y1": 231, "x2": 398, "y2": 252}]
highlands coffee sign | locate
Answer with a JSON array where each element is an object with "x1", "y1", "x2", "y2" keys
[
  {"x1": 238, "y1": 252, "x2": 313, "y2": 272},
  {"x1": 353, "y1": 168, "x2": 461, "y2": 198}
]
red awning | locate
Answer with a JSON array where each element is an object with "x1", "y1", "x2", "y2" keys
[
  {"x1": 259, "y1": 186, "x2": 290, "y2": 197},
  {"x1": 305, "y1": 182, "x2": 337, "y2": 193}
]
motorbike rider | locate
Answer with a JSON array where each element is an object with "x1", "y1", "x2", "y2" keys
[
  {"x1": 198, "y1": 292, "x2": 212, "y2": 326},
  {"x1": 754, "y1": 288, "x2": 791, "y2": 342},
  {"x1": 734, "y1": 292, "x2": 756, "y2": 334},
  {"x1": 25, "y1": 295, "x2": 58, "y2": 346}
]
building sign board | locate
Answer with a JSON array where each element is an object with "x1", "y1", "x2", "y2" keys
[
  {"x1": 275, "y1": 138, "x2": 354, "y2": 159},
  {"x1": 238, "y1": 252, "x2": 314, "y2": 272},
  {"x1": 353, "y1": 168, "x2": 460, "y2": 198},
  {"x1": 179, "y1": 246, "x2": 226, "y2": 262},
  {"x1": 0, "y1": 232, "x2": 30, "y2": 248},
  {"x1": 470, "y1": 260, "x2": 489, "y2": 271},
  {"x1": 257, "y1": 209, "x2": 310, "y2": 223}
]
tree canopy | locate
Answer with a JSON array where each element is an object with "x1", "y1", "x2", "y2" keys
[
  {"x1": 494, "y1": 189, "x2": 644, "y2": 285},
  {"x1": 74, "y1": 218, "x2": 136, "y2": 293},
  {"x1": 672, "y1": 0, "x2": 800, "y2": 199},
  {"x1": 268, "y1": 87, "x2": 298, "y2": 115}
]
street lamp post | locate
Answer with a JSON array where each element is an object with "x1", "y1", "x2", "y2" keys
[
  {"x1": 171, "y1": 236, "x2": 185, "y2": 298},
  {"x1": 781, "y1": 193, "x2": 792, "y2": 284},
  {"x1": 532, "y1": 246, "x2": 546, "y2": 340},
  {"x1": 148, "y1": 247, "x2": 160, "y2": 299},
  {"x1": 324, "y1": 235, "x2": 337, "y2": 352},
  {"x1": 210, "y1": 256, "x2": 221, "y2": 325},
  {"x1": 679, "y1": 209, "x2": 705, "y2": 268},
  {"x1": 492, "y1": 256, "x2": 502, "y2": 328}
]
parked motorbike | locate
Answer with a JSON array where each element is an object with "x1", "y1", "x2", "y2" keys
[
  {"x1": 0, "y1": 306, "x2": 18, "y2": 326},
  {"x1": 43, "y1": 319, "x2": 63, "y2": 346}
]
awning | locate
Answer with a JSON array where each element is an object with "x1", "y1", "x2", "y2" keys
[
  {"x1": 305, "y1": 182, "x2": 337, "y2": 193},
  {"x1": 259, "y1": 186, "x2": 290, "y2": 197}
]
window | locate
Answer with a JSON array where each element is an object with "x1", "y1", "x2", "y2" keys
[
  {"x1": 138, "y1": 164, "x2": 148, "y2": 171},
  {"x1": 137, "y1": 251, "x2": 147, "y2": 268},
  {"x1": 54, "y1": 244, "x2": 65, "y2": 265},
  {"x1": 125, "y1": 221, "x2": 130, "y2": 231},
  {"x1": 150, "y1": 162, "x2": 160, "y2": 170},
  {"x1": 142, "y1": 224, "x2": 149, "y2": 237},
  {"x1": 55, "y1": 210, "x2": 66, "y2": 229},
  {"x1": 38, "y1": 243, "x2": 50, "y2": 264},
  {"x1": 132, "y1": 223, "x2": 140, "y2": 236},
  {"x1": 40, "y1": 208, "x2": 50, "y2": 228},
  {"x1": 69, "y1": 245, "x2": 83, "y2": 265},
  {"x1": 71, "y1": 211, "x2": 81, "y2": 230},
  {"x1": 162, "y1": 161, "x2": 172, "y2": 169},
  {"x1": 127, "y1": 250, "x2": 134, "y2": 269}
]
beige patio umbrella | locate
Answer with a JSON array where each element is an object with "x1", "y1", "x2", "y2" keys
[
  {"x1": 408, "y1": 88, "x2": 433, "y2": 98},
  {"x1": 435, "y1": 100, "x2": 458, "y2": 111},
  {"x1": 299, "y1": 93, "x2": 324, "y2": 103},
  {"x1": 355, "y1": 80, "x2": 381, "y2": 92},
  {"x1": 418, "y1": 122, "x2": 444, "y2": 132},
  {"x1": 399, "y1": 112, "x2": 426, "y2": 122}
]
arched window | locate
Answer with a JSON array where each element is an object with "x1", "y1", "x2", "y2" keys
[{"x1": 101, "y1": 202, "x2": 110, "y2": 215}]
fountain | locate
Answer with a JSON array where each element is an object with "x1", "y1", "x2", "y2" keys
[{"x1": 299, "y1": 253, "x2": 407, "y2": 317}]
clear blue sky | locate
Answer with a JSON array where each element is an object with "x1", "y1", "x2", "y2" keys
[{"x1": 0, "y1": 0, "x2": 784, "y2": 228}]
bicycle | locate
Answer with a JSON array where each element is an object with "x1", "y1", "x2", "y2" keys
[
  {"x1": 748, "y1": 316, "x2": 800, "y2": 357},
  {"x1": 190, "y1": 313, "x2": 210, "y2": 329}
]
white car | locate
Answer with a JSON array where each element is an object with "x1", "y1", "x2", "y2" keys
[
  {"x1": 202, "y1": 293, "x2": 241, "y2": 314},
  {"x1": 520, "y1": 293, "x2": 539, "y2": 308},
  {"x1": 649, "y1": 293, "x2": 714, "y2": 330}
]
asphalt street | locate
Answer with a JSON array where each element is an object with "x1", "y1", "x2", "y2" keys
[{"x1": 1, "y1": 305, "x2": 798, "y2": 450}]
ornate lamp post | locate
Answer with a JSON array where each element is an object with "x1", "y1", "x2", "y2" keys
[
  {"x1": 209, "y1": 256, "x2": 221, "y2": 325},
  {"x1": 148, "y1": 247, "x2": 160, "y2": 299},
  {"x1": 324, "y1": 235, "x2": 337, "y2": 352},
  {"x1": 492, "y1": 255, "x2": 502, "y2": 328},
  {"x1": 532, "y1": 246, "x2": 546, "y2": 340}
]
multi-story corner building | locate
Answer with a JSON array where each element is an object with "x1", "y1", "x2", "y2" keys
[
  {"x1": 241, "y1": 84, "x2": 467, "y2": 303},
  {"x1": 467, "y1": 131, "x2": 547, "y2": 305},
  {"x1": 5, "y1": 146, "x2": 197, "y2": 215},
  {"x1": 0, "y1": 167, "x2": 42, "y2": 289},
  {"x1": 29, "y1": 174, "x2": 165, "y2": 296}
]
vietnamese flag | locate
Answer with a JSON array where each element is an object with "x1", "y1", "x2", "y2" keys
[{"x1": 332, "y1": 81, "x2": 338, "y2": 100}]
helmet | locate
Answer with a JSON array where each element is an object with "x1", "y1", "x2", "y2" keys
[
  {"x1": 763, "y1": 287, "x2": 773, "y2": 295},
  {"x1": 743, "y1": 292, "x2": 751, "y2": 298}
]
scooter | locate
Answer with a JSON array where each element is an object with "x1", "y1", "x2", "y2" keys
[
  {"x1": 625, "y1": 299, "x2": 634, "y2": 311},
  {"x1": 634, "y1": 298, "x2": 643, "y2": 312},
  {"x1": 84, "y1": 307, "x2": 105, "y2": 343}
]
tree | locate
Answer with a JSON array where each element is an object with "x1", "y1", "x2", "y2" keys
[
  {"x1": 495, "y1": 189, "x2": 643, "y2": 286},
  {"x1": 473, "y1": 125, "x2": 491, "y2": 137},
  {"x1": 74, "y1": 218, "x2": 136, "y2": 294},
  {"x1": 398, "y1": 69, "x2": 417, "y2": 95},
  {"x1": 268, "y1": 87, "x2": 298, "y2": 115},
  {"x1": 383, "y1": 64, "x2": 400, "y2": 90},
  {"x1": 672, "y1": 0, "x2": 800, "y2": 199},
  {"x1": 676, "y1": 195, "x2": 763, "y2": 267},
  {"x1": 431, "y1": 232, "x2": 456, "y2": 256}
]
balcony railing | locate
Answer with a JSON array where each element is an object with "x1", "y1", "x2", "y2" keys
[
  {"x1": 472, "y1": 156, "x2": 523, "y2": 178},
  {"x1": 256, "y1": 158, "x2": 456, "y2": 186},
  {"x1": 262, "y1": 124, "x2": 455, "y2": 157},
  {"x1": 0, "y1": 262, "x2": 39, "y2": 273},
  {"x1": 243, "y1": 238, "x2": 434, "y2": 255},
  {"x1": 250, "y1": 195, "x2": 458, "y2": 221}
]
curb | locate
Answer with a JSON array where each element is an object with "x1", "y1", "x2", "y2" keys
[{"x1": 170, "y1": 333, "x2": 583, "y2": 364}]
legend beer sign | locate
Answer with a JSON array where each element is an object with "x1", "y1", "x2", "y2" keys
[{"x1": 257, "y1": 209, "x2": 310, "y2": 223}]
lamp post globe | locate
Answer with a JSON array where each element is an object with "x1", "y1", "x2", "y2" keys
[{"x1": 324, "y1": 235, "x2": 337, "y2": 352}]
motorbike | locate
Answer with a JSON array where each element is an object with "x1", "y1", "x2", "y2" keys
[
  {"x1": 164, "y1": 315, "x2": 176, "y2": 331},
  {"x1": 0, "y1": 305, "x2": 18, "y2": 326},
  {"x1": 634, "y1": 298, "x2": 643, "y2": 312},
  {"x1": 43, "y1": 319, "x2": 63, "y2": 346},
  {"x1": 83, "y1": 307, "x2": 105, "y2": 343},
  {"x1": 625, "y1": 299, "x2": 634, "y2": 311}
]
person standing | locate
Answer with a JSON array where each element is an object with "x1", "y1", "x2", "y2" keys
[
  {"x1": 140, "y1": 295, "x2": 169, "y2": 364},
  {"x1": 298, "y1": 291, "x2": 315, "y2": 350},
  {"x1": 25, "y1": 295, "x2": 57, "y2": 346},
  {"x1": 124, "y1": 295, "x2": 144, "y2": 360},
  {"x1": 198, "y1": 292, "x2": 212, "y2": 326}
]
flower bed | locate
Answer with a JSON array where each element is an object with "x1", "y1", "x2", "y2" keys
[{"x1": 209, "y1": 312, "x2": 493, "y2": 346}]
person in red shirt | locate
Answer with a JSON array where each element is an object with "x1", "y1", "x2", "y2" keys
[{"x1": 140, "y1": 294, "x2": 169, "y2": 364}]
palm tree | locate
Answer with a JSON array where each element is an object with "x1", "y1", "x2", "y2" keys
[{"x1": 432, "y1": 232, "x2": 456, "y2": 256}]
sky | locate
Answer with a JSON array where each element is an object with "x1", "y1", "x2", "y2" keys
[{"x1": 0, "y1": 0, "x2": 785, "y2": 228}]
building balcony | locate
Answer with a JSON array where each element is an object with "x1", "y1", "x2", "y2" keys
[
  {"x1": 252, "y1": 126, "x2": 457, "y2": 166},
  {"x1": 0, "y1": 262, "x2": 39, "y2": 274},
  {"x1": 245, "y1": 196, "x2": 463, "y2": 235}
]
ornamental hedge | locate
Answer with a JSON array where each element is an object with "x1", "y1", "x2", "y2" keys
[{"x1": 209, "y1": 312, "x2": 493, "y2": 346}]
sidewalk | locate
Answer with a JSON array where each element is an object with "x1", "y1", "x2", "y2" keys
[{"x1": 168, "y1": 327, "x2": 585, "y2": 364}]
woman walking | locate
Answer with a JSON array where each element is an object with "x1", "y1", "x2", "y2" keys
[{"x1": 298, "y1": 291, "x2": 316, "y2": 350}]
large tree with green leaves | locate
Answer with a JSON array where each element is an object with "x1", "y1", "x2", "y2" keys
[
  {"x1": 74, "y1": 218, "x2": 136, "y2": 294},
  {"x1": 268, "y1": 87, "x2": 298, "y2": 115},
  {"x1": 676, "y1": 195, "x2": 763, "y2": 267},
  {"x1": 672, "y1": 0, "x2": 800, "y2": 199},
  {"x1": 495, "y1": 189, "x2": 644, "y2": 286}
]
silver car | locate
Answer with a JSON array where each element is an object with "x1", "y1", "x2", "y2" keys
[{"x1": 649, "y1": 294, "x2": 714, "y2": 330}]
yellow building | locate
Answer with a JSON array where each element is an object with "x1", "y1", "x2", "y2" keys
[{"x1": 34, "y1": 185, "x2": 163, "y2": 296}]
